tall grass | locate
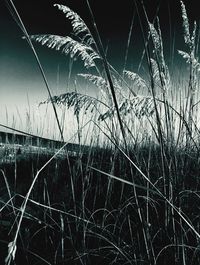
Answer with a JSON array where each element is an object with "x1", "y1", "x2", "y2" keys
[{"x1": 1, "y1": 1, "x2": 200, "y2": 265}]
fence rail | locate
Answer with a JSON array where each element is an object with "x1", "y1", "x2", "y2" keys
[{"x1": 0, "y1": 131, "x2": 85, "y2": 164}]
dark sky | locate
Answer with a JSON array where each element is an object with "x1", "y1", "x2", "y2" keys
[
  {"x1": 0, "y1": 0, "x2": 200, "y2": 137},
  {"x1": 1, "y1": 0, "x2": 200, "y2": 75},
  {"x1": 2, "y1": 0, "x2": 200, "y2": 62}
]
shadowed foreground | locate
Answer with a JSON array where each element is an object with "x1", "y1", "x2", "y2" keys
[{"x1": 0, "y1": 141, "x2": 200, "y2": 265}]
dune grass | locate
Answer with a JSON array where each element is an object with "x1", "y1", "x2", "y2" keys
[{"x1": 1, "y1": 0, "x2": 200, "y2": 264}]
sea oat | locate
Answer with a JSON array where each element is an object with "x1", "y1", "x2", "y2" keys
[
  {"x1": 54, "y1": 4, "x2": 95, "y2": 45},
  {"x1": 30, "y1": 34, "x2": 99, "y2": 68}
]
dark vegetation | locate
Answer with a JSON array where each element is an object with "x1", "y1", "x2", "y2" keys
[{"x1": 1, "y1": 141, "x2": 200, "y2": 264}]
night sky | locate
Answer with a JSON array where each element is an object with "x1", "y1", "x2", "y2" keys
[{"x1": 0, "y1": 0, "x2": 200, "y2": 139}]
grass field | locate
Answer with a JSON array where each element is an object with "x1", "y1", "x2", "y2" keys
[{"x1": 1, "y1": 1, "x2": 200, "y2": 264}]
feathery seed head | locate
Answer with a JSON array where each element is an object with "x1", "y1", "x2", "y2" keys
[
  {"x1": 54, "y1": 4, "x2": 95, "y2": 45},
  {"x1": 180, "y1": 1, "x2": 191, "y2": 46},
  {"x1": 30, "y1": 34, "x2": 99, "y2": 68}
]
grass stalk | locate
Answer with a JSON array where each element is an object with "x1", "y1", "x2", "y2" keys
[{"x1": 6, "y1": 0, "x2": 64, "y2": 142}]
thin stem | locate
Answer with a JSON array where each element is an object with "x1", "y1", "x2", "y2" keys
[
  {"x1": 6, "y1": 0, "x2": 64, "y2": 142},
  {"x1": 85, "y1": 0, "x2": 127, "y2": 146}
]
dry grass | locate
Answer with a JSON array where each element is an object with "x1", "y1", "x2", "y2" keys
[{"x1": 1, "y1": 1, "x2": 200, "y2": 265}]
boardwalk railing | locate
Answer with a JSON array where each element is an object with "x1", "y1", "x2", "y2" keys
[{"x1": 0, "y1": 131, "x2": 86, "y2": 164}]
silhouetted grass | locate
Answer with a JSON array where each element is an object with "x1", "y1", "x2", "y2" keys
[{"x1": 2, "y1": 1, "x2": 200, "y2": 265}]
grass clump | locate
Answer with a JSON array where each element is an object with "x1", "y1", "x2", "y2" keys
[{"x1": 1, "y1": 1, "x2": 200, "y2": 265}]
